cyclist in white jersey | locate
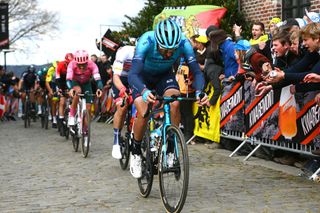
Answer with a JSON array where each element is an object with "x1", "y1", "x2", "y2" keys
[{"x1": 111, "y1": 45, "x2": 135, "y2": 159}]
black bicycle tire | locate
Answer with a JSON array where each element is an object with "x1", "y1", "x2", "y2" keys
[
  {"x1": 44, "y1": 111, "x2": 49, "y2": 130},
  {"x1": 58, "y1": 117, "x2": 63, "y2": 136},
  {"x1": 41, "y1": 108, "x2": 45, "y2": 129},
  {"x1": 72, "y1": 133, "x2": 79, "y2": 152},
  {"x1": 24, "y1": 99, "x2": 31, "y2": 128},
  {"x1": 27, "y1": 104, "x2": 31, "y2": 127},
  {"x1": 64, "y1": 108, "x2": 70, "y2": 139},
  {"x1": 137, "y1": 127, "x2": 154, "y2": 198},
  {"x1": 159, "y1": 125, "x2": 189, "y2": 213},
  {"x1": 24, "y1": 100, "x2": 28, "y2": 128},
  {"x1": 119, "y1": 133, "x2": 130, "y2": 170},
  {"x1": 81, "y1": 110, "x2": 90, "y2": 158},
  {"x1": 44, "y1": 99, "x2": 49, "y2": 129}
]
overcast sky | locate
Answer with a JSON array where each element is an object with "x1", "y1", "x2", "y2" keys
[{"x1": 5, "y1": 0, "x2": 145, "y2": 65}]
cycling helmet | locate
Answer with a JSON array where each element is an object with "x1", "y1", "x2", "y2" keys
[
  {"x1": 65, "y1": 53, "x2": 74, "y2": 63},
  {"x1": 37, "y1": 70, "x2": 42, "y2": 76},
  {"x1": 74, "y1": 50, "x2": 89, "y2": 64},
  {"x1": 42, "y1": 67, "x2": 48, "y2": 74},
  {"x1": 28, "y1": 65, "x2": 36, "y2": 72},
  {"x1": 155, "y1": 19, "x2": 182, "y2": 49}
]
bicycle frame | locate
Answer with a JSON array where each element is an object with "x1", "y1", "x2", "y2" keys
[
  {"x1": 76, "y1": 95, "x2": 87, "y2": 136},
  {"x1": 149, "y1": 96, "x2": 193, "y2": 169},
  {"x1": 140, "y1": 95, "x2": 196, "y2": 212}
]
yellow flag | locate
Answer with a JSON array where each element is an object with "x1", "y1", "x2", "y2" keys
[{"x1": 193, "y1": 83, "x2": 220, "y2": 142}]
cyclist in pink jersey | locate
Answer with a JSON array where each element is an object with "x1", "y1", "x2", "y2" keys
[{"x1": 66, "y1": 50, "x2": 103, "y2": 126}]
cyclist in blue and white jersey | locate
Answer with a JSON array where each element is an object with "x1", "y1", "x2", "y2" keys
[{"x1": 128, "y1": 19, "x2": 208, "y2": 178}]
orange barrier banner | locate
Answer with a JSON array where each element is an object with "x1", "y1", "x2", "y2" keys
[
  {"x1": 241, "y1": 81, "x2": 320, "y2": 144},
  {"x1": 220, "y1": 81, "x2": 245, "y2": 132},
  {"x1": 274, "y1": 96, "x2": 320, "y2": 145},
  {"x1": 244, "y1": 81, "x2": 281, "y2": 138}
]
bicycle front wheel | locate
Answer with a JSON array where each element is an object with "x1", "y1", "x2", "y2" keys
[
  {"x1": 41, "y1": 107, "x2": 45, "y2": 129},
  {"x1": 24, "y1": 100, "x2": 30, "y2": 128},
  {"x1": 159, "y1": 125, "x2": 189, "y2": 213},
  {"x1": 81, "y1": 110, "x2": 91, "y2": 158},
  {"x1": 44, "y1": 101, "x2": 49, "y2": 129}
]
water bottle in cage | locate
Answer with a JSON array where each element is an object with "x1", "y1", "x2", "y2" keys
[{"x1": 150, "y1": 128, "x2": 161, "y2": 152}]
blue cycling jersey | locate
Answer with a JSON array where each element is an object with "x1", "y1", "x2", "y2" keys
[{"x1": 128, "y1": 31, "x2": 204, "y2": 94}]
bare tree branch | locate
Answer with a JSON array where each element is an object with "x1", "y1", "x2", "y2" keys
[{"x1": 0, "y1": 0, "x2": 60, "y2": 48}]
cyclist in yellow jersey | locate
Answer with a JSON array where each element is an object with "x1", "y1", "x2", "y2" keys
[{"x1": 45, "y1": 60, "x2": 59, "y2": 128}]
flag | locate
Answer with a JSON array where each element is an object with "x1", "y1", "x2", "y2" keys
[
  {"x1": 193, "y1": 83, "x2": 220, "y2": 142},
  {"x1": 0, "y1": 94, "x2": 6, "y2": 118},
  {"x1": 153, "y1": 5, "x2": 227, "y2": 38},
  {"x1": 0, "y1": 3, "x2": 9, "y2": 49},
  {"x1": 97, "y1": 29, "x2": 120, "y2": 63}
]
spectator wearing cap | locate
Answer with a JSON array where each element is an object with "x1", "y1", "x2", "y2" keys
[
  {"x1": 234, "y1": 40, "x2": 251, "y2": 76},
  {"x1": 269, "y1": 17, "x2": 281, "y2": 39},
  {"x1": 194, "y1": 35, "x2": 208, "y2": 71},
  {"x1": 304, "y1": 9, "x2": 320, "y2": 24},
  {"x1": 235, "y1": 40, "x2": 271, "y2": 83}
]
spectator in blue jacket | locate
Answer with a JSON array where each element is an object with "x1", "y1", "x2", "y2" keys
[{"x1": 208, "y1": 29, "x2": 238, "y2": 82}]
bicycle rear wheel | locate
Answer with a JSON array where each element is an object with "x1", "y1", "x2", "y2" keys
[
  {"x1": 81, "y1": 110, "x2": 90, "y2": 158},
  {"x1": 24, "y1": 100, "x2": 30, "y2": 128},
  {"x1": 137, "y1": 128, "x2": 154, "y2": 198},
  {"x1": 57, "y1": 117, "x2": 64, "y2": 136},
  {"x1": 64, "y1": 108, "x2": 70, "y2": 140},
  {"x1": 119, "y1": 132, "x2": 130, "y2": 170},
  {"x1": 159, "y1": 125, "x2": 189, "y2": 213},
  {"x1": 72, "y1": 134, "x2": 79, "y2": 152},
  {"x1": 41, "y1": 107, "x2": 45, "y2": 129},
  {"x1": 44, "y1": 99, "x2": 49, "y2": 129}
]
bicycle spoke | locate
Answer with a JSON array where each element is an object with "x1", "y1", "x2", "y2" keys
[
  {"x1": 159, "y1": 125, "x2": 189, "y2": 213},
  {"x1": 81, "y1": 110, "x2": 90, "y2": 158}
]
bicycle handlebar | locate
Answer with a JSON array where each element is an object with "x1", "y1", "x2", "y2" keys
[
  {"x1": 143, "y1": 92, "x2": 199, "y2": 118},
  {"x1": 120, "y1": 88, "x2": 132, "y2": 107}
]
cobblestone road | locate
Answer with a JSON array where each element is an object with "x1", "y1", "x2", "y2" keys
[{"x1": 1, "y1": 120, "x2": 320, "y2": 212}]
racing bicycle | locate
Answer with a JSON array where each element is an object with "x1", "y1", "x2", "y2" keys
[{"x1": 138, "y1": 93, "x2": 199, "y2": 213}]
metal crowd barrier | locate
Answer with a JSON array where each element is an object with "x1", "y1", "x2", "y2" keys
[{"x1": 222, "y1": 130, "x2": 320, "y2": 180}]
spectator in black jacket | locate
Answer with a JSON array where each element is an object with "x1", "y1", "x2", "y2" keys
[{"x1": 97, "y1": 54, "x2": 112, "y2": 87}]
